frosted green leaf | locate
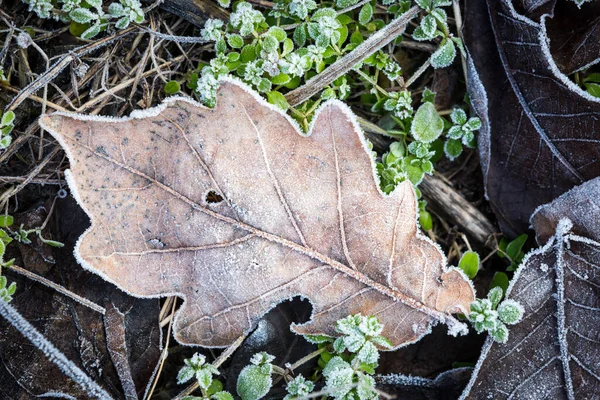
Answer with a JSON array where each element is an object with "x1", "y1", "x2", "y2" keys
[
  {"x1": 335, "y1": 314, "x2": 361, "y2": 335},
  {"x1": 487, "y1": 286, "x2": 503, "y2": 309},
  {"x1": 227, "y1": 34, "x2": 244, "y2": 49},
  {"x1": 389, "y1": 141, "x2": 405, "y2": 158},
  {"x1": 333, "y1": 337, "x2": 346, "y2": 353},
  {"x1": 70, "y1": 8, "x2": 96, "y2": 24},
  {"x1": 116, "y1": 17, "x2": 130, "y2": 30},
  {"x1": 268, "y1": 26, "x2": 286, "y2": 42},
  {"x1": 81, "y1": 24, "x2": 101, "y2": 40},
  {"x1": 293, "y1": 25, "x2": 307, "y2": 47},
  {"x1": 358, "y1": 316, "x2": 383, "y2": 336},
  {"x1": 444, "y1": 139, "x2": 462, "y2": 160},
  {"x1": 262, "y1": 35, "x2": 278, "y2": 53},
  {"x1": 358, "y1": 3, "x2": 373, "y2": 25},
  {"x1": 497, "y1": 299, "x2": 524, "y2": 325},
  {"x1": 108, "y1": 3, "x2": 125, "y2": 16},
  {"x1": 490, "y1": 322, "x2": 509, "y2": 343},
  {"x1": 87, "y1": 0, "x2": 102, "y2": 8},
  {"x1": 217, "y1": 0, "x2": 231, "y2": 7},
  {"x1": 196, "y1": 368, "x2": 213, "y2": 390},
  {"x1": 370, "y1": 335, "x2": 393, "y2": 349},
  {"x1": 282, "y1": 39, "x2": 294, "y2": 56},
  {"x1": 411, "y1": 102, "x2": 444, "y2": 143},
  {"x1": 303, "y1": 334, "x2": 333, "y2": 344},
  {"x1": 430, "y1": 8, "x2": 447, "y2": 24},
  {"x1": 450, "y1": 108, "x2": 467, "y2": 125},
  {"x1": 322, "y1": 356, "x2": 351, "y2": 378},
  {"x1": 212, "y1": 392, "x2": 234, "y2": 400},
  {"x1": 336, "y1": 0, "x2": 359, "y2": 8},
  {"x1": 464, "y1": 117, "x2": 482, "y2": 131},
  {"x1": 420, "y1": 14, "x2": 437, "y2": 38},
  {"x1": 431, "y1": 40, "x2": 456, "y2": 69},
  {"x1": 343, "y1": 332, "x2": 366, "y2": 352},
  {"x1": 7, "y1": 282, "x2": 16, "y2": 296},
  {"x1": 415, "y1": 0, "x2": 432, "y2": 10},
  {"x1": 237, "y1": 364, "x2": 273, "y2": 400},
  {"x1": 0, "y1": 215, "x2": 14, "y2": 228},
  {"x1": 178, "y1": 366, "x2": 196, "y2": 384},
  {"x1": 357, "y1": 375, "x2": 377, "y2": 400},
  {"x1": 285, "y1": 375, "x2": 314, "y2": 398},
  {"x1": 412, "y1": 26, "x2": 430, "y2": 42},
  {"x1": 357, "y1": 341, "x2": 379, "y2": 365}
]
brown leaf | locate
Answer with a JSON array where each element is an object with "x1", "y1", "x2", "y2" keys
[
  {"x1": 460, "y1": 177, "x2": 600, "y2": 399},
  {"x1": 464, "y1": 0, "x2": 600, "y2": 236},
  {"x1": 39, "y1": 80, "x2": 474, "y2": 348}
]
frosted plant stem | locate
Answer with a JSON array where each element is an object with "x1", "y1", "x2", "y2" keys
[
  {"x1": 405, "y1": 59, "x2": 431, "y2": 89},
  {"x1": 289, "y1": 347, "x2": 326, "y2": 370},
  {"x1": 172, "y1": 334, "x2": 247, "y2": 400},
  {"x1": 0, "y1": 299, "x2": 112, "y2": 399},
  {"x1": 4, "y1": 264, "x2": 106, "y2": 314}
]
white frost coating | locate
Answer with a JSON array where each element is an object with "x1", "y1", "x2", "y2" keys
[
  {"x1": 466, "y1": 54, "x2": 490, "y2": 191},
  {"x1": 41, "y1": 76, "x2": 472, "y2": 350},
  {"x1": 0, "y1": 299, "x2": 112, "y2": 400}
]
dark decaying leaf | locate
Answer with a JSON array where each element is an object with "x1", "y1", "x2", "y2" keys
[
  {"x1": 464, "y1": 0, "x2": 600, "y2": 236},
  {"x1": 459, "y1": 177, "x2": 600, "y2": 399},
  {"x1": 39, "y1": 79, "x2": 474, "y2": 349},
  {"x1": 0, "y1": 197, "x2": 161, "y2": 399},
  {"x1": 545, "y1": 0, "x2": 600, "y2": 75}
]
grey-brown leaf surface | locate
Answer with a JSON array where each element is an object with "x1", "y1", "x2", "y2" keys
[
  {"x1": 39, "y1": 80, "x2": 474, "y2": 348},
  {"x1": 460, "y1": 177, "x2": 600, "y2": 399},
  {"x1": 464, "y1": 0, "x2": 600, "y2": 237}
]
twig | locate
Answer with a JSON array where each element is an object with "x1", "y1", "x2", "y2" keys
[
  {"x1": 284, "y1": 6, "x2": 420, "y2": 106},
  {"x1": 4, "y1": 264, "x2": 106, "y2": 314},
  {"x1": 0, "y1": 299, "x2": 112, "y2": 399}
]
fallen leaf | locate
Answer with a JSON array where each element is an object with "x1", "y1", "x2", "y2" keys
[
  {"x1": 378, "y1": 368, "x2": 472, "y2": 400},
  {"x1": 459, "y1": 177, "x2": 600, "y2": 399},
  {"x1": 464, "y1": 0, "x2": 600, "y2": 236},
  {"x1": 0, "y1": 198, "x2": 161, "y2": 399},
  {"x1": 39, "y1": 79, "x2": 474, "y2": 349},
  {"x1": 545, "y1": 0, "x2": 600, "y2": 75}
]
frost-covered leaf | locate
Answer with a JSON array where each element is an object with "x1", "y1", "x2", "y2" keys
[
  {"x1": 464, "y1": 0, "x2": 600, "y2": 236},
  {"x1": 460, "y1": 177, "x2": 600, "y2": 399},
  {"x1": 545, "y1": 0, "x2": 600, "y2": 75},
  {"x1": 40, "y1": 79, "x2": 474, "y2": 348}
]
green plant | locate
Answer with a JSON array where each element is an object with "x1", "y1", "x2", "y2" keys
[
  {"x1": 458, "y1": 250, "x2": 480, "y2": 279},
  {"x1": 180, "y1": 314, "x2": 392, "y2": 400},
  {"x1": 22, "y1": 0, "x2": 144, "y2": 39},
  {"x1": 178, "y1": 353, "x2": 233, "y2": 400},
  {"x1": 0, "y1": 110, "x2": 15, "y2": 150},
  {"x1": 468, "y1": 287, "x2": 524, "y2": 343}
]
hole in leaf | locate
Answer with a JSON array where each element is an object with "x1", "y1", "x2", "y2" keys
[{"x1": 205, "y1": 190, "x2": 224, "y2": 204}]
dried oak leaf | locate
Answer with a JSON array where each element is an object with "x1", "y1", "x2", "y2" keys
[
  {"x1": 464, "y1": 0, "x2": 600, "y2": 236},
  {"x1": 460, "y1": 177, "x2": 600, "y2": 399},
  {"x1": 39, "y1": 80, "x2": 474, "y2": 348}
]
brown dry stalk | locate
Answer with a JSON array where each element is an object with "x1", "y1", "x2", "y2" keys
[{"x1": 284, "y1": 6, "x2": 420, "y2": 106}]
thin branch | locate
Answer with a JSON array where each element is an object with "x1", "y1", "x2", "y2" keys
[{"x1": 0, "y1": 299, "x2": 112, "y2": 399}]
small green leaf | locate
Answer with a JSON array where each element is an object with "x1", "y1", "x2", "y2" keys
[
  {"x1": 282, "y1": 38, "x2": 294, "y2": 56},
  {"x1": 266, "y1": 91, "x2": 289, "y2": 111},
  {"x1": 262, "y1": 35, "x2": 278, "y2": 53},
  {"x1": 108, "y1": 3, "x2": 124, "y2": 16},
  {"x1": 585, "y1": 82, "x2": 600, "y2": 98},
  {"x1": 411, "y1": 102, "x2": 444, "y2": 143},
  {"x1": 303, "y1": 334, "x2": 333, "y2": 344},
  {"x1": 1, "y1": 111, "x2": 15, "y2": 127},
  {"x1": 358, "y1": 3, "x2": 374, "y2": 25},
  {"x1": 487, "y1": 286, "x2": 503, "y2": 309},
  {"x1": 236, "y1": 364, "x2": 272, "y2": 400},
  {"x1": 70, "y1": 8, "x2": 97, "y2": 24},
  {"x1": 207, "y1": 379, "x2": 224, "y2": 396},
  {"x1": 430, "y1": 40, "x2": 456, "y2": 69},
  {"x1": 40, "y1": 239, "x2": 65, "y2": 248},
  {"x1": 490, "y1": 322, "x2": 509, "y2": 344},
  {"x1": 0, "y1": 215, "x2": 13, "y2": 228},
  {"x1": 506, "y1": 234, "x2": 527, "y2": 261},
  {"x1": 178, "y1": 366, "x2": 195, "y2": 384},
  {"x1": 268, "y1": 26, "x2": 286, "y2": 42},
  {"x1": 81, "y1": 24, "x2": 101, "y2": 40},
  {"x1": 293, "y1": 24, "x2": 307, "y2": 47},
  {"x1": 497, "y1": 299, "x2": 524, "y2": 325},
  {"x1": 212, "y1": 392, "x2": 234, "y2": 400},
  {"x1": 270, "y1": 73, "x2": 290, "y2": 85},
  {"x1": 458, "y1": 250, "x2": 479, "y2": 279},
  {"x1": 444, "y1": 138, "x2": 463, "y2": 160},
  {"x1": 240, "y1": 45, "x2": 257, "y2": 63},
  {"x1": 419, "y1": 209, "x2": 433, "y2": 231},
  {"x1": 215, "y1": 39, "x2": 227, "y2": 54},
  {"x1": 490, "y1": 272, "x2": 509, "y2": 294},
  {"x1": 164, "y1": 80, "x2": 181, "y2": 95},
  {"x1": 6, "y1": 282, "x2": 16, "y2": 296},
  {"x1": 115, "y1": 16, "x2": 130, "y2": 30},
  {"x1": 227, "y1": 34, "x2": 244, "y2": 49}
]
